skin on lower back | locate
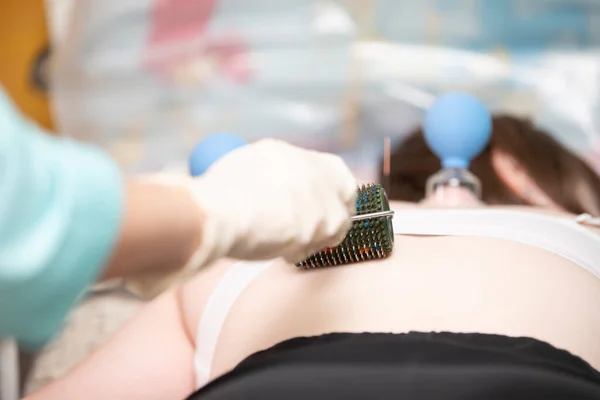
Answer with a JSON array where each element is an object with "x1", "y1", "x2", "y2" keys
[{"x1": 181, "y1": 207, "x2": 600, "y2": 381}]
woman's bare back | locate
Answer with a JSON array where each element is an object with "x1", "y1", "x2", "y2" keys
[{"x1": 181, "y1": 205, "x2": 600, "y2": 381}]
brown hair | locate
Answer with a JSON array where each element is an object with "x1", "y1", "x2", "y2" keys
[{"x1": 381, "y1": 115, "x2": 600, "y2": 215}]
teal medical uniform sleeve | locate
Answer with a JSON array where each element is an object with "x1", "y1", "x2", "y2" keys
[{"x1": 0, "y1": 88, "x2": 124, "y2": 349}]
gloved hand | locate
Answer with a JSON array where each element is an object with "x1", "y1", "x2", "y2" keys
[{"x1": 186, "y1": 138, "x2": 357, "y2": 269}]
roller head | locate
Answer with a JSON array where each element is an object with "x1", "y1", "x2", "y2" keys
[
  {"x1": 423, "y1": 92, "x2": 492, "y2": 169},
  {"x1": 189, "y1": 133, "x2": 247, "y2": 176},
  {"x1": 296, "y1": 183, "x2": 394, "y2": 269}
]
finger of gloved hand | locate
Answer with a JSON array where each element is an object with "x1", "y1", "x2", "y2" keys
[
  {"x1": 289, "y1": 158, "x2": 341, "y2": 245},
  {"x1": 339, "y1": 170, "x2": 359, "y2": 212},
  {"x1": 282, "y1": 218, "x2": 353, "y2": 264},
  {"x1": 312, "y1": 152, "x2": 356, "y2": 240},
  {"x1": 312, "y1": 152, "x2": 357, "y2": 215},
  {"x1": 275, "y1": 158, "x2": 354, "y2": 263},
  {"x1": 324, "y1": 215, "x2": 353, "y2": 249},
  {"x1": 281, "y1": 226, "x2": 336, "y2": 264},
  {"x1": 198, "y1": 147, "x2": 299, "y2": 261},
  {"x1": 312, "y1": 181, "x2": 353, "y2": 247},
  {"x1": 322, "y1": 152, "x2": 358, "y2": 207}
]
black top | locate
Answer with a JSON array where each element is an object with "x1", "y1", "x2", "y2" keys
[{"x1": 187, "y1": 331, "x2": 600, "y2": 400}]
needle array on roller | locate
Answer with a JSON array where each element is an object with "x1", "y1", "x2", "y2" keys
[{"x1": 296, "y1": 183, "x2": 395, "y2": 269}]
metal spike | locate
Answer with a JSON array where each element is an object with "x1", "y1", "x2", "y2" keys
[
  {"x1": 375, "y1": 242, "x2": 383, "y2": 258},
  {"x1": 333, "y1": 249, "x2": 341, "y2": 265},
  {"x1": 327, "y1": 251, "x2": 335, "y2": 267},
  {"x1": 317, "y1": 252, "x2": 325, "y2": 268},
  {"x1": 338, "y1": 247, "x2": 347, "y2": 264}
]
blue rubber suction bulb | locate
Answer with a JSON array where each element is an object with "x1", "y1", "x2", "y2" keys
[
  {"x1": 423, "y1": 92, "x2": 492, "y2": 169},
  {"x1": 189, "y1": 133, "x2": 247, "y2": 177}
]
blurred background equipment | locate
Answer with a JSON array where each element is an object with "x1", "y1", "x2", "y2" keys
[
  {"x1": 189, "y1": 132, "x2": 247, "y2": 176},
  {"x1": 0, "y1": 0, "x2": 54, "y2": 131},
  {"x1": 423, "y1": 92, "x2": 492, "y2": 202},
  {"x1": 46, "y1": 0, "x2": 600, "y2": 179}
]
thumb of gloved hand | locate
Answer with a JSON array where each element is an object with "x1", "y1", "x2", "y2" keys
[{"x1": 187, "y1": 139, "x2": 357, "y2": 269}]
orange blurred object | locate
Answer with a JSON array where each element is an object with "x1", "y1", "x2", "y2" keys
[{"x1": 0, "y1": 0, "x2": 54, "y2": 131}]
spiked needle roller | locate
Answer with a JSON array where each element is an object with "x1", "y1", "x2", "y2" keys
[{"x1": 296, "y1": 183, "x2": 395, "y2": 269}]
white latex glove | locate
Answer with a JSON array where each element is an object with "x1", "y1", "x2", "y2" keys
[{"x1": 186, "y1": 138, "x2": 357, "y2": 270}]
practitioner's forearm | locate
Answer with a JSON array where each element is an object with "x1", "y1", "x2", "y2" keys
[{"x1": 101, "y1": 179, "x2": 204, "y2": 281}]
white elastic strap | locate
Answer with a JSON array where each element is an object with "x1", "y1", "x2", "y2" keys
[
  {"x1": 391, "y1": 208, "x2": 600, "y2": 278},
  {"x1": 194, "y1": 260, "x2": 275, "y2": 389},
  {"x1": 0, "y1": 337, "x2": 19, "y2": 400}
]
